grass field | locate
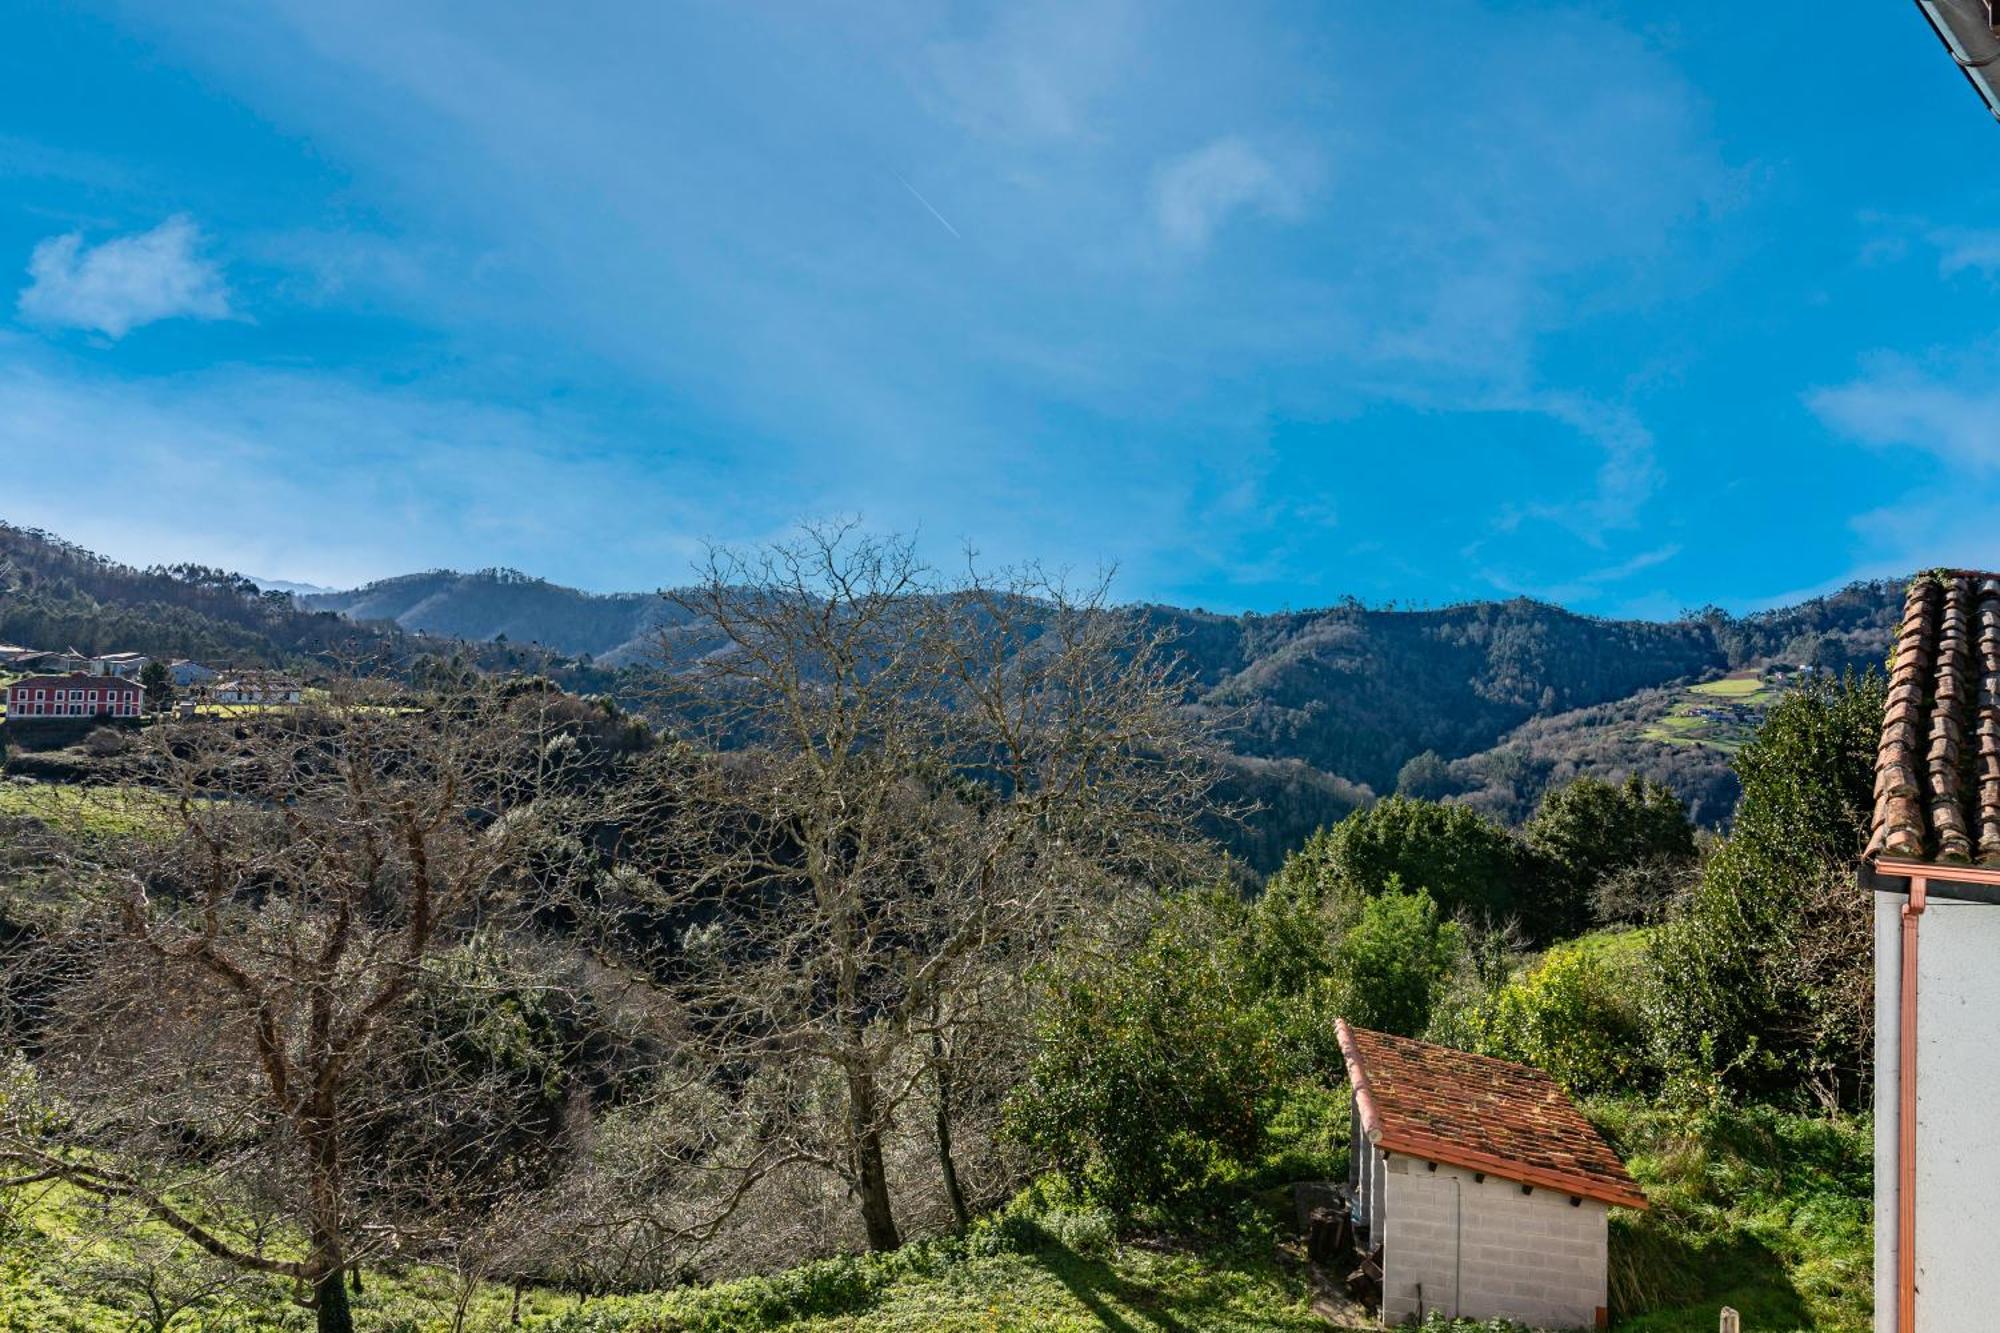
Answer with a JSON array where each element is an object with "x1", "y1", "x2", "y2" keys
[
  {"x1": 0, "y1": 782, "x2": 182, "y2": 837},
  {"x1": 1688, "y1": 677, "x2": 1770, "y2": 701},
  {"x1": 0, "y1": 1095, "x2": 1872, "y2": 1333},
  {"x1": 1637, "y1": 670, "x2": 1791, "y2": 754},
  {"x1": 0, "y1": 1179, "x2": 1337, "y2": 1333}
]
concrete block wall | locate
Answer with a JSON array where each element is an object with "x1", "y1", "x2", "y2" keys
[
  {"x1": 1382, "y1": 1166, "x2": 1459, "y2": 1322},
  {"x1": 1381, "y1": 1153, "x2": 1608, "y2": 1330}
]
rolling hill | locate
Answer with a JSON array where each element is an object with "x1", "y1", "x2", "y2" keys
[
  {"x1": 303, "y1": 569, "x2": 687, "y2": 664},
  {"x1": 1, "y1": 520, "x2": 1905, "y2": 869}
]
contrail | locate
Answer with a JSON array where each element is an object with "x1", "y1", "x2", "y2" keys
[{"x1": 892, "y1": 171, "x2": 961, "y2": 239}]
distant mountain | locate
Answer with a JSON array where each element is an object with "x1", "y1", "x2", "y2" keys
[
  {"x1": 0, "y1": 523, "x2": 556, "y2": 680},
  {"x1": 299, "y1": 560, "x2": 1905, "y2": 849},
  {"x1": 248, "y1": 576, "x2": 337, "y2": 598},
  {"x1": 2, "y1": 519, "x2": 1906, "y2": 872},
  {"x1": 303, "y1": 569, "x2": 684, "y2": 665}
]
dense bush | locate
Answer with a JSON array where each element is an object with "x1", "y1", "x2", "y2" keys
[
  {"x1": 1525, "y1": 775, "x2": 1696, "y2": 936},
  {"x1": 1006, "y1": 896, "x2": 1284, "y2": 1210},
  {"x1": 1267, "y1": 796, "x2": 1531, "y2": 925},
  {"x1": 1442, "y1": 933, "x2": 1652, "y2": 1097},
  {"x1": 1323, "y1": 885, "x2": 1465, "y2": 1038},
  {"x1": 1646, "y1": 672, "x2": 1882, "y2": 1107}
]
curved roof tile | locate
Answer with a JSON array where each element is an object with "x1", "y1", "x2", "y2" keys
[{"x1": 1337, "y1": 1019, "x2": 1647, "y2": 1211}]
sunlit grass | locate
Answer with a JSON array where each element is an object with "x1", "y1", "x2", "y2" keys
[{"x1": 0, "y1": 782, "x2": 181, "y2": 837}]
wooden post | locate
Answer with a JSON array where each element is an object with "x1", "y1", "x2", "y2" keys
[{"x1": 1719, "y1": 1308, "x2": 1741, "y2": 1333}]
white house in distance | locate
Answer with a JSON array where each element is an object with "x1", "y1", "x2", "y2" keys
[
  {"x1": 86, "y1": 651, "x2": 149, "y2": 679},
  {"x1": 167, "y1": 660, "x2": 217, "y2": 688},
  {"x1": 1861, "y1": 571, "x2": 2000, "y2": 1332},
  {"x1": 211, "y1": 674, "x2": 303, "y2": 706},
  {"x1": 5, "y1": 673, "x2": 143, "y2": 720},
  {"x1": 1338, "y1": 1020, "x2": 1644, "y2": 1330}
]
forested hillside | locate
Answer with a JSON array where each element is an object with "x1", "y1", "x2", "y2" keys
[
  {"x1": 303, "y1": 568, "x2": 686, "y2": 663},
  {"x1": 0, "y1": 521, "x2": 1906, "y2": 868},
  {"x1": 0, "y1": 529, "x2": 1890, "y2": 1332},
  {"x1": 0, "y1": 524, "x2": 569, "y2": 681}
]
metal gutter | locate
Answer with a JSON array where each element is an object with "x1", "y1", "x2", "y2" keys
[{"x1": 1915, "y1": 0, "x2": 2000, "y2": 121}]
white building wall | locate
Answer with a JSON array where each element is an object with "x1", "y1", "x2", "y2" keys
[
  {"x1": 1381, "y1": 1154, "x2": 1608, "y2": 1331},
  {"x1": 1877, "y1": 892, "x2": 2000, "y2": 1331},
  {"x1": 1874, "y1": 892, "x2": 1900, "y2": 1333}
]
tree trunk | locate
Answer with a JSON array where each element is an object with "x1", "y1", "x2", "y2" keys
[
  {"x1": 314, "y1": 1265, "x2": 355, "y2": 1333},
  {"x1": 848, "y1": 1068, "x2": 901, "y2": 1251},
  {"x1": 305, "y1": 1112, "x2": 352, "y2": 1333},
  {"x1": 931, "y1": 1027, "x2": 970, "y2": 1230}
]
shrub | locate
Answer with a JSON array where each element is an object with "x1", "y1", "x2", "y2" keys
[
  {"x1": 1646, "y1": 672, "x2": 1882, "y2": 1107},
  {"x1": 1006, "y1": 895, "x2": 1283, "y2": 1210},
  {"x1": 1444, "y1": 934, "x2": 1651, "y2": 1097},
  {"x1": 1325, "y1": 884, "x2": 1464, "y2": 1038},
  {"x1": 994, "y1": 1176, "x2": 1120, "y2": 1259},
  {"x1": 1525, "y1": 775, "x2": 1696, "y2": 936},
  {"x1": 1268, "y1": 797, "x2": 1531, "y2": 926}
]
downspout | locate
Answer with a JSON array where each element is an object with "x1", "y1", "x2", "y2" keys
[{"x1": 1898, "y1": 875, "x2": 1928, "y2": 1331}]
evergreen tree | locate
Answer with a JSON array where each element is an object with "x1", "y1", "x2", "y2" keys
[{"x1": 139, "y1": 660, "x2": 174, "y2": 714}]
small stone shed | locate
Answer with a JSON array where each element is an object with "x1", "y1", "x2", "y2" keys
[{"x1": 1337, "y1": 1020, "x2": 1647, "y2": 1330}]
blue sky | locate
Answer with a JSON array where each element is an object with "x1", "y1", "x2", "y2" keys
[{"x1": 2, "y1": 2, "x2": 1997, "y2": 616}]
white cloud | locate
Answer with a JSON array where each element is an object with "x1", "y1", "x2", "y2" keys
[
  {"x1": 18, "y1": 215, "x2": 232, "y2": 338},
  {"x1": 924, "y1": 0, "x2": 1135, "y2": 143},
  {"x1": 1930, "y1": 227, "x2": 2000, "y2": 281},
  {"x1": 1802, "y1": 358, "x2": 2000, "y2": 591},
  {"x1": 1151, "y1": 138, "x2": 1305, "y2": 254},
  {"x1": 1478, "y1": 543, "x2": 1682, "y2": 606},
  {"x1": 0, "y1": 358, "x2": 718, "y2": 589},
  {"x1": 1809, "y1": 366, "x2": 2000, "y2": 471}
]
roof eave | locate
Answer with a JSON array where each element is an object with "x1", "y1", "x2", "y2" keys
[
  {"x1": 1917, "y1": 0, "x2": 2000, "y2": 121},
  {"x1": 1335, "y1": 1018, "x2": 1649, "y2": 1211},
  {"x1": 1373, "y1": 1126, "x2": 1651, "y2": 1211},
  {"x1": 1334, "y1": 1017, "x2": 1383, "y2": 1142},
  {"x1": 1866, "y1": 856, "x2": 2000, "y2": 904}
]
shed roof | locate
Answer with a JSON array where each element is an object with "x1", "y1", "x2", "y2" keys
[
  {"x1": 1336, "y1": 1019, "x2": 1647, "y2": 1210},
  {"x1": 1865, "y1": 571, "x2": 2000, "y2": 866}
]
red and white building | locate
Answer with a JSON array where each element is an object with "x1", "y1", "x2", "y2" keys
[{"x1": 5, "y1": 673, "x2": 143, "y2": 721}]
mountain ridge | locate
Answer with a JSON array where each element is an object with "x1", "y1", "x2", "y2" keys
[{"x1": 2, "y1": 520, "x2": 1905, "y2": 869}]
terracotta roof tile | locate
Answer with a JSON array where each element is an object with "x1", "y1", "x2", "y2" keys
[
  {"x1": 1336, "y1": 1019, "x2": 1647, "y2": 1211},
  {"x1": 1866, "y1": 571, "x2": 2000, "y2": 866}
]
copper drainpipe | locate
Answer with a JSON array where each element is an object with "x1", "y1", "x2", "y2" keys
[{"x1": 1898, "y1": 874, "x2": 1928, "y2": 1332}]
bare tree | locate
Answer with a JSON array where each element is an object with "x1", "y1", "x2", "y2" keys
[
  {"x1": 55, "y1": 1208, "x2": 250, "y2": 1332},
  {"x1": 0, "y1": 681, "x2": 602, "y2": 1333},
  {"x1": 627, "y1": 524, "x2": 1219, "y2": 1252}
]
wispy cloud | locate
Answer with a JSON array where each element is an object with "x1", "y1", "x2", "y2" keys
[
  {"x1": 1806, "y1": 352, "x2": 2000, "y2": 587},
  {"x1": 34, "y1": 1, "x2": 1750, "y2": 611},
  {"x1": 1151, "y1": 137, "x2": 1306, "y2": 254},
  {"x1": 17, "y1": 215, "x2": 232, "y2": 338},
  {"x1": 1809, "y1": 360, "x2": 2000, "y2": 471},
  {"x1": 1929, "y1": 227, "x2": 2000, "y2": 281},
  {"x1": 0, "y1": 356, "x2": 715, "y2": 589},
  {"x1": 922, "y1": 0, "x2": 1135, "y2": 143},
  {"x1": 1479, "y1": 543, "x2": 1682, "y2": 606}
]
